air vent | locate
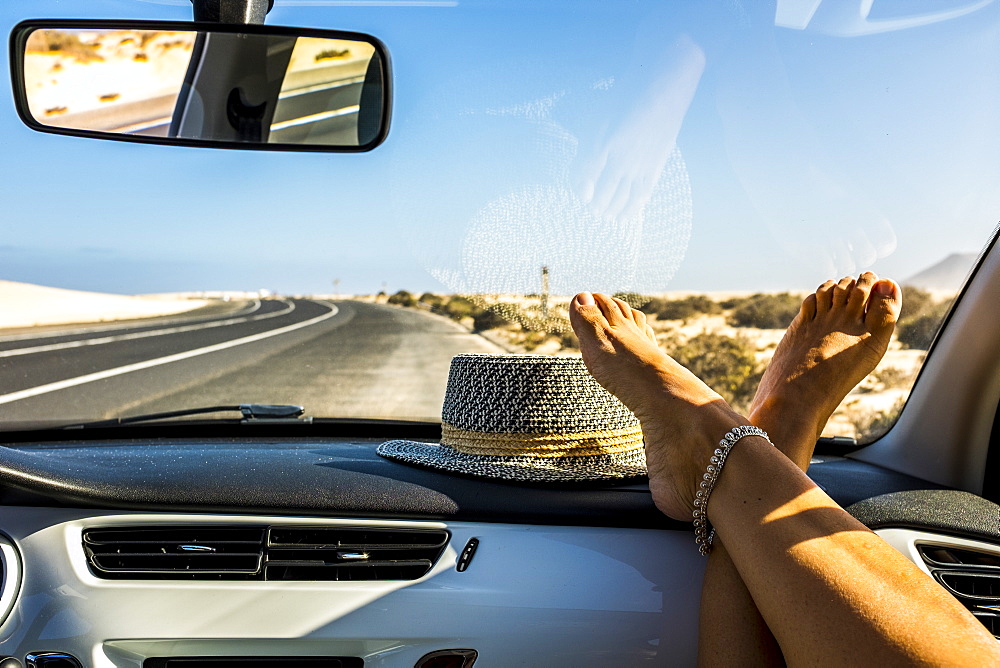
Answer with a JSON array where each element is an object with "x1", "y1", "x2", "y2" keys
[
  {"x1": 918, "y1": 545, "x2": 1000, "y2": 570},
  {"x1": 265, "y1": 527, "x2": 449, "y2": 581},
  {"x1": 937, "y1": 572, "x2": 1000, "y2": 600},
  {"x1": 918, "y1": 542, "x2": 1000, "y2": 639},
  {"x1": 83, "y1": 527, "x2": 266, "y2": 580},
  {"x1": 83, "y1": 525, "x2": 449, "y2": 581}
]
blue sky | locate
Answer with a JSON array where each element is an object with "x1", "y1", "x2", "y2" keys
[{"x1": 2, "y1": 0, "x2": 999, "y2": 296}]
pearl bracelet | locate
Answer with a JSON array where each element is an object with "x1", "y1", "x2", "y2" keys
[{"x1": 693, "y1": 425, "x2": 772, "y2": 556}]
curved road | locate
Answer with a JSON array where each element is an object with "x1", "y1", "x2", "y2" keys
[{"x1": 0, "y1": 299, "x2": 503, "y2": 428}]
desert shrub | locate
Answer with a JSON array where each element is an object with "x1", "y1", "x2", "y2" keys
[
  {"x1": 441, "y1": 296, "x2": 480, "y2": 320},
  {"x1": 717, "y1": 297, "x2": 739, "y2": 310},
  {"x1": 852, "y1": 399, "x2": 905, "y2": 443},
  {"x1": 895, "y1": 287, "x2": 952, "y2": 350},
  {"x1": 655, "y1": 295, "x2": 722, "y2": 321},
  {"x1": 898, "y1": 286, "x2": 935, "y2": 322},
  {"x1": 897, "y1": 302, "x2": 951, "y2": 350},
  {"x1": 315, "y1": 48, "x2": 351, "y2": 62},
  {"x1": 667, "y1": 333, "x2": 761, "y2": 410},
  {"x1": 473, "y1": 307, "x2": 509, "y2": 331},
  {"x1": 558, "y1": 328, "x2": 580, "y2": 350},
  {"x1": 727, "y1": 293, "x2": 801, "y2": 329},
  {"x1": 869, "y1": 366, "x2": 916, "y2": 391},
  {"x1": 520, "y1": 331, "x2": 551, "y2": 351},
  {"x1": 612, "y1": 292, "x2": 650, "y2": 309},
  {"x1": 418, "y1": 292, "x2": 444, "y2": 309},
  {"x1": 387, "y1": 290, "x2": 416, "y2": 307},
  {"x1": 25, "y1": 29, "x2": 103, "y2": 62}
]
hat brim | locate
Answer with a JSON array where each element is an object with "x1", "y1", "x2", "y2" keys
[{"x1": 377, "y1": 439, "x2": 647, "y2": 484}]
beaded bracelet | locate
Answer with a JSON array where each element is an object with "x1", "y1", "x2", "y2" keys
[{"x1": 693, "y1": 425, "x2": 772, "y2": 556}]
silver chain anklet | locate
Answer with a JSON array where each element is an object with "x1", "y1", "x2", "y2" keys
[{"x1": 693, "y1": 425, "x2": 772, "y2": 556}]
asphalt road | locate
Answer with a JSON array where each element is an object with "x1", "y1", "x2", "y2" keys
[{"x1": 0, "y1": 299, "x2": 503, "y2": 428}]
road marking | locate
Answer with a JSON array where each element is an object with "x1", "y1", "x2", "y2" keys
[
  {"x1": 270, "y1": 106, "x2": 359, "y2": 132},
  {"x1": 0, "y1": 302, "x2": 339, "y2": 406},
  {"x1": 278, "y1": 76, "x2": 365, "y2": 100},
  {"x1": 0, "y1": 300, "x2": 294, "y2": 358},
  {"x1": 114, "y1": 116, "x2": 172, "y2": 134},
  {"x1": 0, "y1": 299, "x2": 264, "y2": 344}
]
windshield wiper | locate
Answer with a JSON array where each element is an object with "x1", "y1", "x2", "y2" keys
[{"x1": 62, "y1": 404, "x2": 308, "y2": 429}]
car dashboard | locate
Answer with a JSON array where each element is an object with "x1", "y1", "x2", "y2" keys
[{"x1": 0, "y1": 433, "x2": 993, "y2": 666}]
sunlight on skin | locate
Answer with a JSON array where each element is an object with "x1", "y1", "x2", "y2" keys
[
  {"x1": 706, "y1": 436, "x2": 1000, "y2": 667},
  {"x1": 698, "y1": 273, "x2": 902, "y2": 665},
  {"x1": 569, "y1": 286, "x2": 1000, "y2": 666},
  {"x1": 759, "y1": 485, "x2": 854, "y2": 527}
]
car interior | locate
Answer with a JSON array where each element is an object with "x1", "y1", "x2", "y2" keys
[{"x1": 2, "y1": 0, "x2": 1000, "y2": 666}]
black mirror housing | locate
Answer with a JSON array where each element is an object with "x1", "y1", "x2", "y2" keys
[{"x1": 9, "y1": 19, "x2": 391, "y2": 152}]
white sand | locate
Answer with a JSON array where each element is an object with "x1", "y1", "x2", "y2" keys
[{"x1": 0, "y1": 280, "x2": 209, "y2": 329}]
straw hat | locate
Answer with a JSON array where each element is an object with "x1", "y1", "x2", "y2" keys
[{"x1": 377, "y1": 353, "x2": 646, "y2": 483}]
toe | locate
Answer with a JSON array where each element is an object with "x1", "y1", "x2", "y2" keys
[
  {"x1": 833, "y1": 276, "x2": 856, "y2": 307},
  {"x1": 595, "y1": 293, "x2": 631, "y2": 324},
  {"x1": 570, "y1": 293, "x2": 609, "y2": 336},
  {"x1": 612, "y1": 296, "x2": 636, "y2": 322},
  {"x1": 863, "y1": 279, "x2": 902, "y2": 332},
  {"x1": 799, "y1": 292, "x2": 818, "y2": 322},
  {"x1": 815, "y1": 280, "x2": 837, "y2": 314},
  {"x1": 848, "y1": 272, "x2": 877, "y2": 312}
]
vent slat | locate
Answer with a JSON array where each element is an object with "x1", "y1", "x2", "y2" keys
[
  {"x1": 264, "y1": 527, "x2": 448, "y2": 581},
  {"x1": 918, "y1": 542, "x2": 1000, "y2": 640},
  {"x1": 83, "y1": 526, "x2": 449, "y2": 582},
  {"x1": 937, "y1": 572, "x2": 1000, "y2": 600},
  {"x1": 268, "y1": 542, "x2": 446, "y2": 550},
  {"x1": 265, "y1": 560, "x2": 431, "y2": 568},
  {"x1": 918, "y1": 545, "x2": 1000, "y2": 570}
]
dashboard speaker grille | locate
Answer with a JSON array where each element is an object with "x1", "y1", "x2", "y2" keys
[{"x1": 83, "y1": 525, "x2": 449, "y2": 581}]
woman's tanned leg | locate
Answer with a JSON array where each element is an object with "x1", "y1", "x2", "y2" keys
[
  {"x1": 569, "y1": 290, "x2": 999, "y2": 666},
  {"x1": 698, "y1": 273, "x2": 901, "y2": 666}
]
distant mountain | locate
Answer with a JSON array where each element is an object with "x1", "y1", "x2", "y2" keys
[{"x1": 903, "y1": 253, "x2": 978, "y2": 291}]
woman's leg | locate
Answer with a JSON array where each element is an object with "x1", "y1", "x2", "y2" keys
[
  {"x1": 698, "y1": 273, "x2": 901, "y2": 666},
  {"x1": 569, "y1": 291, "x2": 999, "y2": 666}
]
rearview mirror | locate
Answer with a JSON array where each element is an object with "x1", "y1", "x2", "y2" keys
[{"x1": 10, "y1": 20, "x2": 391, "y2": 152}]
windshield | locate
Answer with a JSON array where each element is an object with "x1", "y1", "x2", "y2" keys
[{"x1": 2, "y1": 1, "x2": 998, "y2": 441}]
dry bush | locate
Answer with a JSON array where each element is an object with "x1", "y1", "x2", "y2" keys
[
  {"x1": 25, "y1": 30, "x2": 103, "y2": 62},
  {"x1": 667, "y1": 332, "x2": 762, "y2": 411},
  {"x1": 725, "y1": 293, "x2": 801, "y2": 329}
]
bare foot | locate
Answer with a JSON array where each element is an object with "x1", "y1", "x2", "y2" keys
[
  {"x1": 569, "y1": 292, "x2": 749, "y2": 521},
  {"x1": 749, "y1": 272, "x2": 902, "y2": 469}
]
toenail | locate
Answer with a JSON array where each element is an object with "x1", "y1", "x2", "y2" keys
[
  {"x1": 874, "y1": 281, "x2": 895, "y2": 297},
  {"x1": 576, "y1": 292, "x2": 595, "y2": 306}
]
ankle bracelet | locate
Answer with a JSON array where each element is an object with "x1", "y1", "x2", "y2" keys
[{"x1": 693, "y1": 425, "x2": 772, "y2": 556}]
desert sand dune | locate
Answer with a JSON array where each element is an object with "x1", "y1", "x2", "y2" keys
[{"x1": 0, "y1": 280, "x2": 208, "y2": 330}]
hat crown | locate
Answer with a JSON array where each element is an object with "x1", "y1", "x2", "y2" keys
[{"x1": 442, "y1": 354, "x2": 638, "y2": 434}]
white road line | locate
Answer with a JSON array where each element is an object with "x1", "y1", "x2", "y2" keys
[
  {"x1": 0, "y1": 299, "x2": 264, "y2": 344},
  {"x1": 270, "y1": 105, "x2": 359, "y2": 131},
  {"x1": 114, "y1": 116, "x2": 172, "y2": 133},
  {"x1": 0, "y1": 300, "x2": 294, "y2": 358},
  {"x1": 0, "y1": 302, "x2": 339, "y2": 406},
  {"x1": 278, "y1": 76, "x2": 365, "y2": 100}
]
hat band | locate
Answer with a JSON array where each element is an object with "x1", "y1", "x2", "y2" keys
[{"x1": 441, "y1": 422, "x2": 644, "y2": 458}]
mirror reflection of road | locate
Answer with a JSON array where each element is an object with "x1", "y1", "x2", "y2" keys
[
  {"x1": 56, "y1": 63, "x2": 366, "y2": 143},
  {"x1": 0, "y1": 299, "x2": 502, "y2": 426}
]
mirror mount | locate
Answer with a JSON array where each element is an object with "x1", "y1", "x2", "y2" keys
[{"x1": 190, "y1": 0, "x2": 274, "y2": 25}]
